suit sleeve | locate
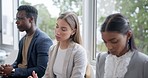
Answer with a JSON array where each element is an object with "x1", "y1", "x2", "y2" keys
[
  {"x1": 70, "y1": 47, "x2": 87, "y2": 78},
  {"x1": 12, "y1": 37, "x2": 53, "y2": 78}
]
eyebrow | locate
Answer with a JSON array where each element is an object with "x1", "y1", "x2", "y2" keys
[
  {"x1": 109, "y1": 38, "x2": 116, "y2": 41},
  {"x1": 103, "y1": 38, "x2": 116, "y2": 42}
]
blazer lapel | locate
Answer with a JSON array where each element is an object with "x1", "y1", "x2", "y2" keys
[
  {"x1": 62, "y1": 42, "x2": 75, "y2": 78},
  {"x1": 48, "y1": 43, "x2": 59, "y2": 78},
  {"x1": 27, "y1": 29, "x2": 39, "y2": 61},
  {"x1": 125, "y1": 51, "x2": 137, "y2": 76}
]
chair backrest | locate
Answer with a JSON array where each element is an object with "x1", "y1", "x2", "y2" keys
[{"x1": 85, "y1": 64, "x2": 95, "y2": 78}]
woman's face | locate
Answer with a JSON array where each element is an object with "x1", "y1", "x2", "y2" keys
[
  {"x1": 101, "y1": 31, "x2": 129, "y2": 56},
  {"x1": 55, "y1": 19, "x2": 75, "y2": 42}
]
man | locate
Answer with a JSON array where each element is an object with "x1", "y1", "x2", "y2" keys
[{"x1": 0, "y1": 5, "x2": 53, "y2": 78}]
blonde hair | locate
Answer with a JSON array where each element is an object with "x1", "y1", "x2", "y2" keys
[{"x1": 57, "y1": 12, "x2": 82, "y2": 45}]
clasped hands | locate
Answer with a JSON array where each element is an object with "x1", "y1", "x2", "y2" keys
[
  {"x1": 0, "y1": 64, "x2": 13, "y2": 77},
  {"x1": 0, "y1": 64, "x2": 38, "y2": 78}
]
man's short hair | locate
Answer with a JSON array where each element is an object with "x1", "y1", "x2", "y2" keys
[{"x1": 17, "y1": 5, "x2": 38, "y2": 23}]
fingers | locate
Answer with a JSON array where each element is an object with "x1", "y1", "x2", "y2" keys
[
  {"x1": 1, "y1": 64, "x2": 11, "y2": 67},
  {"x1": 0, "y1": 69, "x2": 5, "y2": 76},
  {"x1": 0, "y1": 66, "x2": 4, "y2": 70},
  {"x1": 28, "y1": 76, "x2": 33, "y2": 78},
  {"x1": 1, "y1": 64, "x2": 8, "y2": 68},
  {"x1": 28, "y1": 71, "x2": 38, "y2": 78},
  {"x1": 32, "y1": 71, "x2": 36, "y2": 74},
  {"x1": 0, "y1": 64, "x2": 12, "y2": 77},
  {"x1": 32, "y1": 71, "x2": 38, "y2": 78},
  {"x1": 0, "y1": 66, "x2": 4, "y2": 75},
  {"x1": 1, "y1": 64, "x2": 5, "y2": 67}
]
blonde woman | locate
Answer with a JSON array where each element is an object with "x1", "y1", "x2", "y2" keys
[{"x1": 28, "y1": 12, "x2": 87, "y2": 78}]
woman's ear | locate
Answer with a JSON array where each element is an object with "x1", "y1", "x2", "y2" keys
[
  {"x1": 71, "y1": 29, "x2": 76, "y2": 35},
  {"x1": 127, "y1": 30, "x2": 132, "y2": 40}
]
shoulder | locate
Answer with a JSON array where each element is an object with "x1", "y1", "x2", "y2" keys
[
  {"x1": 74, "y1": 43, "x2": 85, "y2": 49},
  {"x1": 97, "y1": 52, "x2": 108, "y2": 60},
  {"x1": 72, "y1": 42, "x2": 86, "y2": 53},
  {"x1": 34, "y1": 29, "x2": 53, "y2": 42},
  {"x1": 69, "y1": 42, "x2": 87, "y2": 58},
  {"x1": 132, "y1": 50, "x2": 148, "y2": 64},
  {"x1": 96, "y1": 52, "x2": 108, "y2": 67},
  {"x1": 49, "y1": 44, "x2": 57, "y2": 51},
  {"x1": 35, "y1": 28, "x2": 51, "y2": 39},
  {"x1": 135, "y1": 51, "x2": 148, "y2": 61}
]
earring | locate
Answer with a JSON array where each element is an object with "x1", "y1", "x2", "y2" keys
[
  {"x1": 70, "y1": 35, "x2": 73, "y2": 38},
  {"x1": 127, "y1": 39, "x2": 130, "y2": 49}
]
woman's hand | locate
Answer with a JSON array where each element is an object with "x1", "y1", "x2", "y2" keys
[{"x1": 28, "y1": 71, "x2": 38, "y2": 78}]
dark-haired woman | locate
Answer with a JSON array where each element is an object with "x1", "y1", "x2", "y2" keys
[{"x1": 96, "y1": 13, "x2": 148, "y2": 78}]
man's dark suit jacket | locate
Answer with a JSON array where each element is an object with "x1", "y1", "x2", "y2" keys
[{"x1": 11, "y1": 28, "x2": 53, "y2": 78}]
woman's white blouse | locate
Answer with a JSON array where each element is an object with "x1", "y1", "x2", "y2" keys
[
  {"x1": 53, "y1": 47, "x2": 67, "y2": 78},
  {"x1": 104, "y1": 50, "x2": 134, "y2": 78}
]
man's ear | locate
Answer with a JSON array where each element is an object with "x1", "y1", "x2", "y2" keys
[{"x1": 29, "y1": 16, "x2": 34, "y2": 23}]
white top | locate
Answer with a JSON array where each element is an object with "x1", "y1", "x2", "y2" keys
[
  {"x1": 53, "y1": 47, "x2": 67, "y2": 78},
  {"x1": 104, "y1": 50, "x2": 134, "y2": 78}
]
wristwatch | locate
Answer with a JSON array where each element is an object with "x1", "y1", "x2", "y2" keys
[
  {"x1": 11, "y1": 68, "x2": 15, "y2": 73},
  {"x1": 11, "y1": 68, "x2": 15, "y2": 76}
]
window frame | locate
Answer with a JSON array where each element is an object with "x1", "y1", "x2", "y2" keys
[
  {"x1": 0, "y1": 0, "x2": 19, "y2": 51},
  {"x1": 82, "y1": 0, "x2": 97, "y2": 65}
]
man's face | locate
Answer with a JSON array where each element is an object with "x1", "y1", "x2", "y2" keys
[{"x1": 15, "y1": 10, "x2": 31, "y2": 32}]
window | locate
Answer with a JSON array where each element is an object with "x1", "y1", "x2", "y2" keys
[
  {"x1": 82, "y1": 0, "x2": 97, "y2": 64},
  {"x1": 0, "y1": 0, "x2": 18, "y2": 50},
  {"x1": 19, "y1": 0, "x2": 83, "y2": 41},
  {"x1": 2, "y1": 0, "x2": 14, "y2": 45},
  {"x1": 95, "y1": 0, "x2": 148, "y2": 60}
]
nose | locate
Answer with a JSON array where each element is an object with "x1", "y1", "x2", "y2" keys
[
  {"x1": 15, "y1": 20, "x2": 19, "y2": 24},
  {"x1": 55, "y1": 28, "x2": 60, "y2": 35},
  {"x1": 106, "y1": 43, "x2": 113, "y2": 50}
]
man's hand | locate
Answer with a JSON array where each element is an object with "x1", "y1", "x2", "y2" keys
[
  {"x1": 1, "y1": 64, "x2": 13, "y2": 76},
  {"x1": 0, "y1": 65, "x2": 5, "y2": 76}
]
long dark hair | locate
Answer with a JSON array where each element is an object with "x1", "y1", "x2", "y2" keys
[{"x1": 101, "y1": 13, "x2": 137, "y2": 51}]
